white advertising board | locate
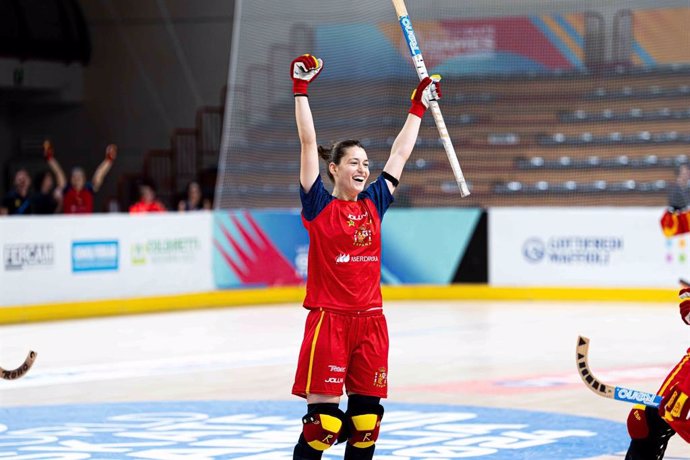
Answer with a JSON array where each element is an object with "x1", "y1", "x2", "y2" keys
[
  {"x1": 489, "y1": 207, "x2": 682, "y2": 288},
  {"x1": 0, "y1": 213, "x2": 213, "y2": 306}
]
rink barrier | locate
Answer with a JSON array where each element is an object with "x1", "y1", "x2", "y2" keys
[{"x1": 0, "y1": 285, "x2": 677, "y2": 325}]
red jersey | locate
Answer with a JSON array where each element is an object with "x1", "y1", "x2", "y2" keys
[
  {"x1": 63, "y1": 184, "x2": 95, "y2": 214},
  {"x1": 129, "y1": 201, "x2": 166, "y2": 213},
  {"x1": 300, "y1": 175, "x2": 393, "y2": 313}
]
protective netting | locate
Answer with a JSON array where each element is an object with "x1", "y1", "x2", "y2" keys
[{"x1": 215, "y1": 0, "x2": 690, "y2": 209}]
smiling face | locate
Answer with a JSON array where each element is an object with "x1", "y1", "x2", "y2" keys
[{"x1": 329, "y1": 146, "x2": 370, "y2": 200}]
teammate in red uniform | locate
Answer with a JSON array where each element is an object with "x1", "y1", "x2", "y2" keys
[
  {"x1": 44, "y1": 140, "x2": 116, "y2": 214},
  {"x1": 625, "y1": 288, "x2": 690, "y2": 459},
  {"x1": 290, "y1": 54, "x2": 440, "y2": 460}
]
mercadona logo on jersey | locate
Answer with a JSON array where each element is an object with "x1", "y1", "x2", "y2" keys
[{"x1": 0, "y1": 401, "x2": 628, "y2": 458}]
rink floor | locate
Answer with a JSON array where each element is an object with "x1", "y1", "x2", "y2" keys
[{"x1": 1, "y1": 300, "x2": 689, "y2": 459}]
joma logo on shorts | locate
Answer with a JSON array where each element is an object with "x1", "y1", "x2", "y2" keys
[{"x1": 324, "y1": 377, "x2": 344, "y2": 384}]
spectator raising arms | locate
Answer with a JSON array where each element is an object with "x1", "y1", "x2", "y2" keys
[
  {"x1": 0, "y1": 169, "x2": 32, "y2": 215},
  {"x1": 44, "y1": 140, "x2": 116, "y2": 214},
  {"x1": 31, "y1": 170, "x2": 62, "y2": 214}
]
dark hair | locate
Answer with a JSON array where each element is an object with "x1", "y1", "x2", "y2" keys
[
  {"x1": 317, "y1": 139, "x2": 363, "y2": 183},
  {"x1": 136, "y1": 177, "x2": 156, "y2": 192},
  {"x1": 33, "y1": 170, "x2": 53, "y2": 187}
]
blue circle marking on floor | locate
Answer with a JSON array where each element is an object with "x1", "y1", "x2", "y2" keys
[{"x1": 0, "y1": 400, "x2": 628, "y2": 459}]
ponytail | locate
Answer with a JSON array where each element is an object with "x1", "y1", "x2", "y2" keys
[{"x1": 317, "y1": 140, "x2": 362, "y2": 183}]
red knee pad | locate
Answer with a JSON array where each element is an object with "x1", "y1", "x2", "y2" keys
[
  {"x1": 346, "y1": 402, "x2": 384, "y2": 449},
  {"x1": 302, "y1": 405, "x2": 346, "y2": 451},
  {"x1": 627, "y1": 405, "x2": 649, "y2": 439}
]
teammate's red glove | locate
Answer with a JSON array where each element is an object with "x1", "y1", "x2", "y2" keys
[
  {"x1": 679, "y1": 288, "x2": 690, "y2": 325},
  {"x1": 105, "y1": 144, "x2": 117, "y2": 162},
  {"x1": 291, "y1": 54, "x2": 323, "y2": 95},
  {"x1": 409, "y1": 75, "x2": 442, "y2": 118},
  {"x1": 43, "y1": 140, "x2": 54, "y2": 161}
]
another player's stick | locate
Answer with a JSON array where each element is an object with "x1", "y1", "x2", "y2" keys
[
  {"x1": 576, "y1": 336, "x2": 661, "y2": 408},
  {"x1": 1, "y1": 350, "x2": 37, "y2": 380},
  {"x1": 391, "y1": 0, "x2": 470, "y2": 198}
]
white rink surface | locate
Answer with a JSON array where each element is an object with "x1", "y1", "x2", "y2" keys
[{"x1": 1, "y1": 300, "x2": 689, "y2": 459}]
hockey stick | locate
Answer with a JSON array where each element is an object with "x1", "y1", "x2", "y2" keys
[
  {"x1": 391, "y1": 0, "x2": 470, "y2": 198},
  {"x1": 576, "y1": 336, "x2": 662, "y2": 407},
  {"x1": 1, "y1": 350, "x2": 37, "y2": 380}
]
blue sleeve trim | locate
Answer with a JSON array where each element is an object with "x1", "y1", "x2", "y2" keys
[
  {"x1": 300, "y1": 176, "x2": 334, "y2": 221},
  {"x1": 360, "y1": 175, "x2": 394, "y2": 220}
]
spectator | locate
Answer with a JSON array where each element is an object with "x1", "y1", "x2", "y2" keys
[
  {"x1": 0, "y1": 169, "x2": 33, "y2": 215},
  {"x1": 178, "y1": 181, "x2": 211, "y2": 211},
  {"x1": 31, "y1": 170, "x2": 62, "y2": 214},
  {"x1": 45, "y1": 140, "x2": 117, "y2": 214},
  {"x1": 668, "y1": 164, "x2": 690, "y2": 211},
  {"x1": 129, "y1": 179, "x2": 166, "y2": 213}
]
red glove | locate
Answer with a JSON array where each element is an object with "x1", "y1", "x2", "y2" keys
[
  {"x1": 105, "y1": 144, "x2": 117, "y2": 162},
  {"x1": 679, "y1": 288, "x2": 690, "y2": 325},
  {"x1": 291, "y1": 54, "x2": 323, "y2": 95},
  {"x1": 43, "y1": 140, "x2": 54, "y2": 161},
  {"x1": 409, "y1": 75, "x2": 442, "y2": 118}
]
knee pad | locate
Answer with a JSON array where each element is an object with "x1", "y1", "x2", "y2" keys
[
  {"x1": 629, "y1": 405, "x2": 674, "y2": 439},
  {"x1": 301, "y1": 403, "x2": 347, "y2": 452},
  {"x1": 346, "y1": 395, "x2": 384, "y2": 449},
  {"x1": 625, "y1": 405, "x2": 675, "y2": 460},
  {"x1": 627, "y1": 405, "x2": 649, "y2": 439}
]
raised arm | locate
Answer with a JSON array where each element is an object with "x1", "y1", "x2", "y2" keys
[
  {"x1": 383, "y1": 76, "x2": 441, "y2": 195},
  {"x1": 43, "y1": 140, "x2": 66, "y2": 190},
  {"x1": 291, "y1": 54, "x2": 323, "y2": 192},
  {"x1": 92, "y1": 144, "x2": 116, "y2": 192}
]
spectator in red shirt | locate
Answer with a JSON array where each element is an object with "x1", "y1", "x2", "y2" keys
[
  {"x1": 129, "y1": 180, "x2": 166, "y2": 213},
  {"x1": 45, "y1": 140, "x2": 117, "y2": 214}
]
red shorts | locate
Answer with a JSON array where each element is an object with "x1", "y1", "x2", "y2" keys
[
  {"x1": 657, "y1": 348, "x2": 690, "y2": 442},
  {"x1": 292, "y1": 308, "x2": 389, "y2": 399}
]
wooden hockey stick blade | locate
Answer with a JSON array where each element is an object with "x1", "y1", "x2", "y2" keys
[
  {"x1": 576, "y1": 336, "x2": 662, "y2": 408},
  {"x1": 1, "y1": 350, "x2": 37, "y2": 380}
]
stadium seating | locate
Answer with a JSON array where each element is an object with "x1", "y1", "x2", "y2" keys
[{"x1": 220, "y1": 65, "x2": 690, "y2": 207}]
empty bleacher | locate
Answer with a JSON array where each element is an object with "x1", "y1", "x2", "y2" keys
[{"x1": 223, "y1": 66, "x2": 690, "y2": 207}]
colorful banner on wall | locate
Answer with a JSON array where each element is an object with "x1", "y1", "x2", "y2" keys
[
  {"x1": 315, "y1": 13, "x2": 585, "y2": 77},
  {"x1": 314, "y1": 7, "x2": 690, "y2": 76},
  {"x1": 632, "y1": 7, "x2": 690, "y2": 67},
  {"x1": 380, "y1": 14, "x2": 585, "y2": 74},
  {"x1": 212, "y1": 209, "x2": 484, "y2": 289}
]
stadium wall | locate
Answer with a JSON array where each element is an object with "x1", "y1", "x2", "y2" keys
[{"x1": 0, "y1": 208, "x2": 679, "y2": 324}]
